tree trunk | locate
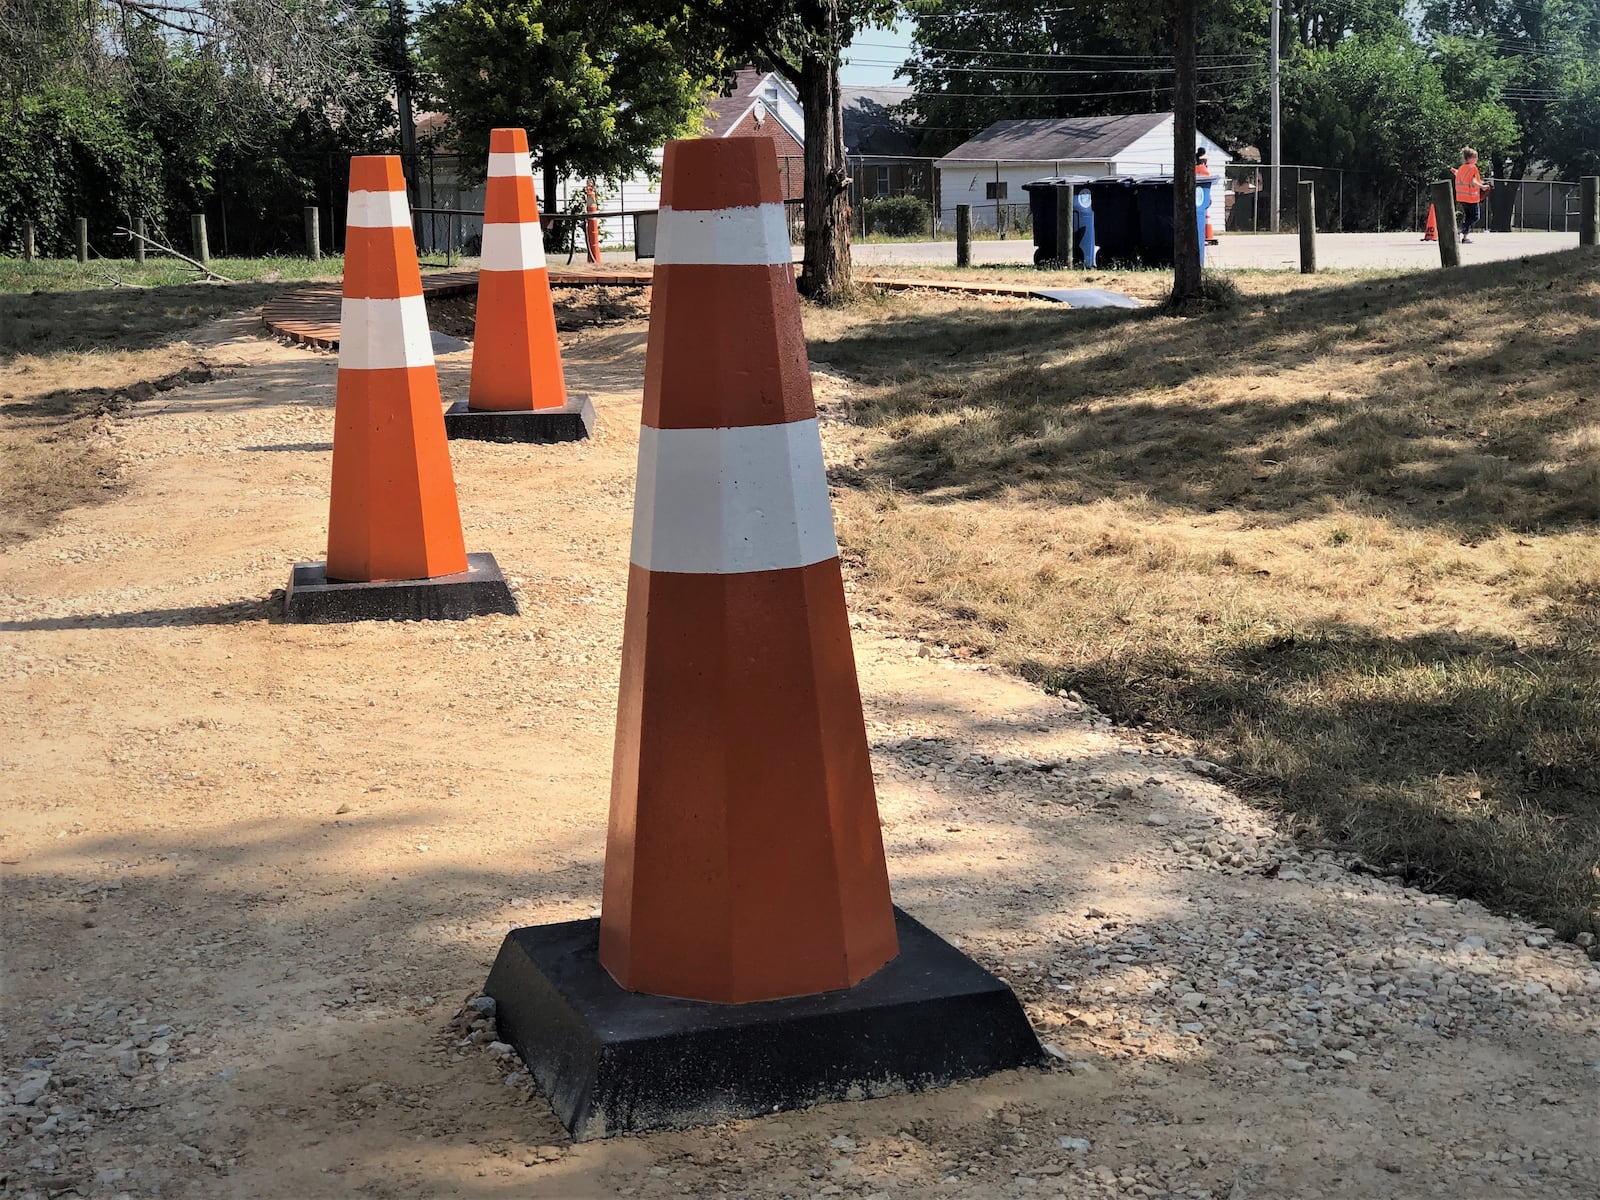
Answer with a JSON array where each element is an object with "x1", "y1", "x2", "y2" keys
[
  {"x1": 1171, "y1": 0, "x2": 1201, "y2": 303},
  {"x1": 542, "y1": 160, "x2": 560, "y2": 241},
  {"x1": 796, "y1": 0, "x2": 852, "y2": 304}
]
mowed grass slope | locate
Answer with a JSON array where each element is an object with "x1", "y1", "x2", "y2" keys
[{"x1": 810, "y1": 250, "x2": 1600, "y2": 940}]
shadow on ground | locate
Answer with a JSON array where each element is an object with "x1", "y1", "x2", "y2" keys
[{"x1": 813, "y1": 250, "x2": 1600, "y2": 535}]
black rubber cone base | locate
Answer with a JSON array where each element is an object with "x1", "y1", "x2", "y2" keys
[
  {"x1": 444, "y1": 396, "x2": 595, "y2": 443},
  {"x1": 283, "y1": 552, "x2": 519, "y2": 623},
  {"x1": 484, "y1": 907, "x2": 1044, "y2": 1140}
]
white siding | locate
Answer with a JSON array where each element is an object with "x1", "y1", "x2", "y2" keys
[{"x1": 936, "y1": 161, "x2": 1114, "y2": 229}]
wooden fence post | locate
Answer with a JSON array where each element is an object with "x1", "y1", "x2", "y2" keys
[
  {"x1": 75, "y1": 217, "x2": 89, "y2": 263},
  {"x1": 1055, "y1": 184, "x2": 1075, "y2": 267},
  {"x1": 956, "y1": 203, "x2": 971, "y2": 268},
  {"x1": 22, "y1": 220, "x2": 35, "y2": 262},
  {"x1": 132, "y1": 218, "x2": 146, "y2": 265},
  {"x1": 1429, "y1": 180, "x2": 1459, "y2": 269},
  {"x1": 304, "y1": 206, "x2": 322, "y2": 260},
  {"x1": 1298, "y1": 181, "x2": 1316, "y2": 274},
  {"x1": 1581, "y1": 177, "x2": 1599, "y2": 247},
  {"x1": 191, "y1": 213, "x2": 210, "y2": 265}
]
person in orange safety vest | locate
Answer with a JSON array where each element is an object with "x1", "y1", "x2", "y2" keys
[{"x1": 1454, "y1": 147, "x2": 1491, "y2": 243}]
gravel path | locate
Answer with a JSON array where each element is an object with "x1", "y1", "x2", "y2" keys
[{"x1": 1, "y1": 309, "x2": 1595, "y2": 1200}]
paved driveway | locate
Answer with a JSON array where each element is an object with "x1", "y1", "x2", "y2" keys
[{"x1": 851, "y1": 231, "x2": 1582, "y2": 271}]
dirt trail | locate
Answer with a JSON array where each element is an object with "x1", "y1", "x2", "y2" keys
[{"x1": 1, "y1": 313, "x2": 1596, "y2": 1200}]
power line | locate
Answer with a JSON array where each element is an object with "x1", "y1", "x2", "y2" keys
[
  {"x1": 849, "y1": 58, "x2": 1263, "y2": 75},
  {"x1": 855, "y1": 40, "x2": 1261, "y2": 63}
]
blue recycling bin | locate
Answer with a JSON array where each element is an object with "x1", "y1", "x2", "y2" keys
[{"x1": 1022, "y1": 177, "x2": 1097, "y2": 266}]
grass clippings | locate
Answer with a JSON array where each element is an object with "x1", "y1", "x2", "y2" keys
[{"x1": 809, "y1": 249, "x2": 1600, "y2": 940}]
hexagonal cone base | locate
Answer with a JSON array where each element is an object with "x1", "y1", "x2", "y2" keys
[
  {"x1": 283, "y1": 552, "x2": 518, "y2": 623},
  {"x1": 443, "y1": 397, "x2": 595, "y2": 444},
  {"x1": 483, "y1": 907, "x2": 1044, "y2": 1140}
]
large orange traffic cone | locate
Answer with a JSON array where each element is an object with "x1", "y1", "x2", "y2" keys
[
  {"x1": 285, "y1": 155, "x2": 516, "y2": 622},
  {"x1": 1423, "y1": 204, "x2": 1438, "y2": 242},
  {"x1": 446, "y1": 128, "x2": 593, "y2": 443},
  {"x1": 481, "y1": 135, "x2": 1041, "y2": 1139},
  {"x1": 598, "y1": 135, "x2": 898, "y2": 1005}
]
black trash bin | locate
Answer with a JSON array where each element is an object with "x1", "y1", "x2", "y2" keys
[
  {"x1": 1088, "y1": 176, "x2": 1210, "y2": 268},
  {"x1": 1084, "y1": 177, "x2": 1141, "y2": 265},
  {"x1": 1022, "y1": 176, "x2": 1096, "y2": 266}
]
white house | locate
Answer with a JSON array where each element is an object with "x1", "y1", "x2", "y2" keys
[{"x1": 935, "y1": 113, "x2": 1233, "y2": 232}]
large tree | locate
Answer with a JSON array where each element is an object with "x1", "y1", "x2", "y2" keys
[
  {"x1": 417, "y1": 0, "x2": 720, "y2": 215},
  {"x1": 689, "y1": 0, "x2": 897, "y2": 304}
]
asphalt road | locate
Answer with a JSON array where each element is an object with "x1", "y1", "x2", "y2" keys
[{"x1": 850, "y1": 230, "x2": 1583, "y2": 271}]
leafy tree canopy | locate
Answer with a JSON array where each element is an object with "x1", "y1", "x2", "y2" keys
[{"x1": 416, "y1": 0, "x2": 723, "y2": 193}]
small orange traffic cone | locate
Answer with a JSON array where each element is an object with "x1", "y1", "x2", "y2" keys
[
  {"x1": 599, "y1": 135, "x2": 899, "y2": 1005},
  {"x1": 285, "y1": 155, "x2": 516, "y2": 622},
  {"x1": 445, "y1": 128, "x2": 593, "y2": 443},
  {"x1": 583, "y1": 181, "x2": 602, "y2": 264},
  {"x1": 481, "y1": 134, "x2": 1043, "y2": 1139},
  {"x1": 1423, "y1": 204, "x2": 1438, "y2": 242}
]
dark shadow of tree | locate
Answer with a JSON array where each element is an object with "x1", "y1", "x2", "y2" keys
[{"x1": 813, "y1": 250, "x2": 1600, "y2": 535}]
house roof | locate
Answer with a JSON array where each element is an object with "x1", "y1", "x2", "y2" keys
[
  {"x1": 699, "y1": 69, "x2": 805, "y2": 143},
  {"x1": 841, "y1": 86, "x2": 916, "y2": 157},
  {"x1": 937, "y1": 114, "x2": 1171, "y2": 163}
]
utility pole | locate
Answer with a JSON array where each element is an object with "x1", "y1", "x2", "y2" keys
[{"x1": 1270, "y1": 0, "x2": 1281, "y2": 233}]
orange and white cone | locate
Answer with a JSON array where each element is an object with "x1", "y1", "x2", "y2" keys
[
  {"x1": 598, "y1": 136, "x2": 898, "y2": 1005},
  {"x1": 467, "y1": 128, "x2": 568, "y2": 412},
  {"x1": 1423, "y1": 204, "x2": 1438, "y2": 242},
  {"x1": 328, "y1": 155, "x2": 468, "y2": 583}
]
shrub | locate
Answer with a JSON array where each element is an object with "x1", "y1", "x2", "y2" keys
[{"x1": 863, "y1": 195, "x2": 930, "y2": 238}]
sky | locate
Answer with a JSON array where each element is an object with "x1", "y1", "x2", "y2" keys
[{"x1": 839, "y1": 19, "x2": 916, "y2": 88}]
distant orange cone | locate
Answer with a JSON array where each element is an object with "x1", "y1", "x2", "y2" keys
[
  {"x1": 599, "y1": 136, "x2": 898, "y2": 1005},
  {"x1": 583, "y1": 182, "x2": 602, "y2": 264},
  {"x1": 468, "y1": 128, "x2": 568, "y2": 413},
  {"x1": 1423, "y1": 204, "x2": 1438, "y2": 242},
  {"x1": 327, "y1": 155, "x2": 468, "y2": 583}
]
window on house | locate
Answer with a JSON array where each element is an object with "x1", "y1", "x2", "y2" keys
[
  {"x1": 985, "y1": 181, "x2": 1008, "y2": 200},
  {"x1": 875, "y1": 166, "x2": 891, "y2": 197},
  {"x1": 764, "y1": 85, "x2": 779, "y2": 103}
]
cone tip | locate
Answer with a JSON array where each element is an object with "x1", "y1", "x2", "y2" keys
[
  {"x1": 662, "y1": 137, "x2": 782, "y2": 211},
  {"x1": 489, "y1": 128, "x2": 530, "y2": 154},
  {"x1": 349, "y1": 156, "x2": 405, "y2": 194}
]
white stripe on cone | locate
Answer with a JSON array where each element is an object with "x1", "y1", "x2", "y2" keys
[
  {"x1": 654, "y1": 205, "x2": 792, "y2": 266},
  {"x1": 480, "y1": 222, "x2": 548, "y2": 272},
  {"x1": 630, "y1": 419, "x2": 840, "y2": 575},
  {"x1": 338, "y1": 296, "x2": 435, "y2": 370},
  {"x1": 487, "y1": 151, "x2": 533, "y2": 178},
  {"x1": 346, "y1": 189, "x2": 411, "y2": 229}
]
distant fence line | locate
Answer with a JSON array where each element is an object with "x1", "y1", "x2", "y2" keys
[{"x1": 11, "y1": 148, "x2": 1589, "y2": 259}]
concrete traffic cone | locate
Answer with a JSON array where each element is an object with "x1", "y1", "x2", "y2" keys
[
  {"x1": 284, "y1": 154, "x2": 517, "y2": 623},
  {"x1": 445, "y1": 128, "x2": 594, "y2": 444},
  {"x1": 599, "y1": 134, "x2": 898, "y2": 1005},
  {"x1": 481, "y1": 135, "x2": 1041, "y2": 1139},
  {"x1": 1423, "y1": 204, "x2": 1438, "y2": 242}
]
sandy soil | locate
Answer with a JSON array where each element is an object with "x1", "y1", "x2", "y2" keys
[{"x1": 1, "y1": 311, "x2": 1597, "y2": 1200}]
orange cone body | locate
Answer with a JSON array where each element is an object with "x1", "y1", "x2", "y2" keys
[
  {"x1": 584, "y1": 183, "x2": 602, "y2": 264},
  {"x1": 599, "y1": 137, "x2": 899, "y2": 1005},
  {"x1": 327, "y1": 156, "x2": 468, "y2": 583},
  {"x1": 468, "y1": 129, "x2": 569, "y2": 413},
  {"x1": 1423, "y1": 204, "x2": 1438, "y2": 242}
]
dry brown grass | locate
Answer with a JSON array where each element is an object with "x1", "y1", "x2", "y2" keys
[{"x1": 808, "y1": 250, "x2": 1600, "y2": 940}]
